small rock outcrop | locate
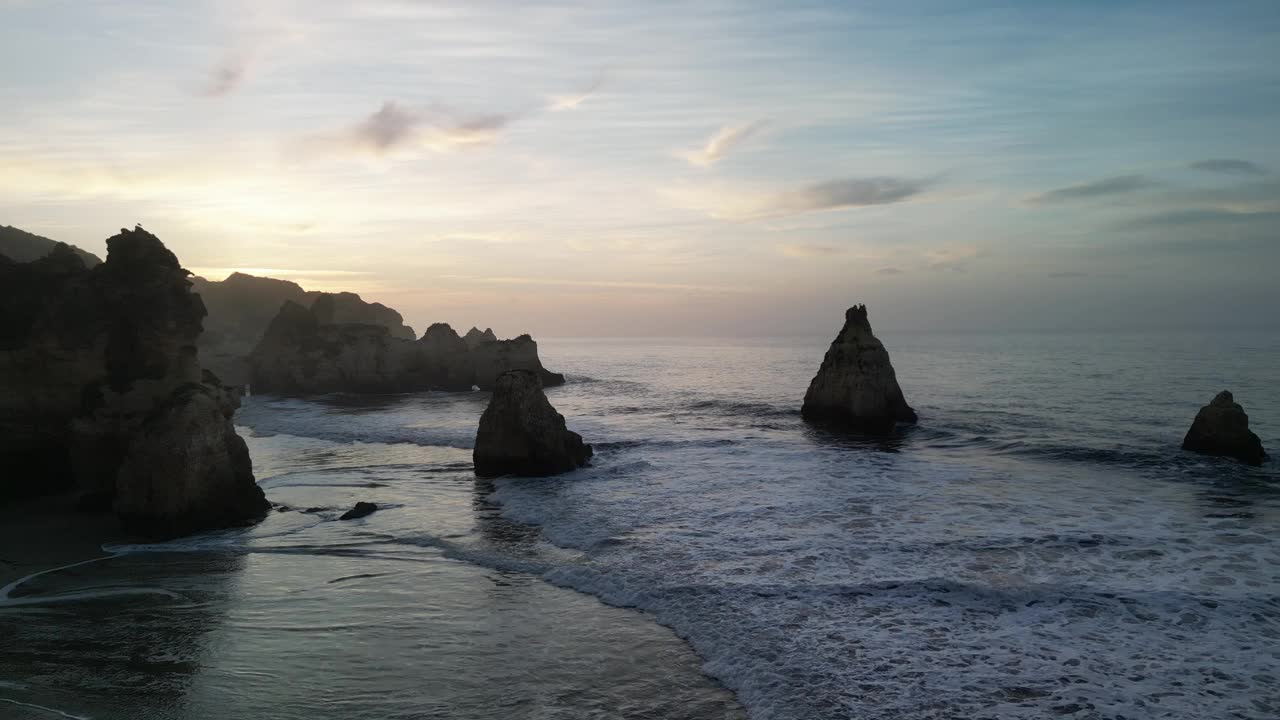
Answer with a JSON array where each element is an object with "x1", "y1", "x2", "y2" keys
[
  {"x1": 1182, "y1": 391, "x2": 1267, "y2": 466},
  {"x1": 801, "y1": 304, "x2": 916, "y2": 432},
  {"x1": 339, "y1": 501, "x2": 379, "y2": 520},
  {"x1": 249, "y1": 305, "x2": 565, "y2": 394},
  {"x1": 0, "y1": 226, "x2": 268, "y2": 536},
  {"x1": 463, "y1": 326, "x2": 498, "y2": 348},
  {"x1": 473, "y1": 370, "x2": 591, "y2": 477}
]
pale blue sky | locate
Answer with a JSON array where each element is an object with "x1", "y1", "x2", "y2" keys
[{"x1": 2, "y1": 0, "x2": 1277, "y2": 335}]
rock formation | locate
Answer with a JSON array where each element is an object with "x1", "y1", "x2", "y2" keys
[
  {"x1": 249, "y1": 304, "x2": 565, "y2": 394},
  {"x1": 191, "y1": 273, "x2": 415, "y2": 386},
  {"x1": 339, "y1": 501, "x2": 379, "y2": 520},
  {"x1": 1182, "y1": 391, "x2": 1268, "y2": 466},
  {"x1": 0, "y1": 227, "x2": 268, "y2": 536},
  {"x1": 463, "y1": 326, "x2": 498, "y2": 348},
  {"x1": 1, "y1": 224, "x2": 101, "y2": 266},
  {"x1": 310, "y1": 292, "x2": 415, "y2": 340},
  {"x1": 473, "y1": 370, "x2": 592, "y2": 477},
  {"x1": 801, "y1": 304, "x2": 917, "y2": 432}
]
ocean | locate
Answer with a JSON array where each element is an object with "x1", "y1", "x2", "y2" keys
[{"x1": 2, "y1": 331, "x2": 1278, "y2": 719}]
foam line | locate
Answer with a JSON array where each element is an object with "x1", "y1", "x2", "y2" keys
[{"x1": 0, "y1": 697, "x2": 92, "y2": 719}]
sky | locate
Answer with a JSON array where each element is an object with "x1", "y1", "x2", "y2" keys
[{"x1": 1, "y1": 0, "x2": 1278, "y2": 337}]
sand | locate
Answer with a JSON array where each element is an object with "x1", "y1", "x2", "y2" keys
[{"x1": 0, "y1": 495, "x2": 124, "y2": 590}]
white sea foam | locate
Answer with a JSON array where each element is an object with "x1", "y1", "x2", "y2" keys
[{"x1": 218, "y1": 335, "x2": 1280, "y2": 719}]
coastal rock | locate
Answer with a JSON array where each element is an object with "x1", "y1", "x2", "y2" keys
[
  {"x1": 191, "y1": 274, "x2": 415, "y2": 386},
  {"x1": 473, "y1": 369, "x2": 591, "y2": 477},
  {"x1": 1182, "y1": 391, "x2": 1268, "y2": 466},
  {"x1": 463, "y1": 326, "x2": 498, "y2": 348},
  {"x1": 249, "y1": 306, "x2": 565, "y2": 394},
  {"x1": 339, "y1": 501, "x2": 379, "y2": 520},
  {"x1": 801, "y1": 304, "x2": 917, "y2": 432},
  {"x1": 311, "y1": 292, "x2": 415, "y2": 340},
  {"x1": 0, "y1": 226, "x2": 267, "y2": 536},
  {"x1": 472, "y1": 334, "x2": 565, "y2": 390},
  {"x1": 1, "y1": 224, "x2": 101, "y2": 266},
  {"x1": 250, "y1": 302, "x2": 411, "y2": 393},
  {"x1": 115, "y1": 383, "x2": 267, "y2": 537}
]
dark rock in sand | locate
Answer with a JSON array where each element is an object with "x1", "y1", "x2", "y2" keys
[
  {"x1": 0, "y1": 226, "x2": 268, "y2": 535},
  {"x1": 801, "y1": 304, "x2": 916, "y2": 432},
  {"x1": 473, "y1": 369, "x2": 591, "y2": 478},
  {"x1": 339, "y1": 501, "x2": 379, "y2": 520},
  {"x1": 1182, "y1": 391, "x2": 1267, "y2": 466}
]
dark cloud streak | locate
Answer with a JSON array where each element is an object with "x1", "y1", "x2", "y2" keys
[
  {"x1": 1031, "y1": 175, "x2": 1155, "y2": 204},
  {"x1": 1189, "y1": 159, "x2": 1267, "y2": 176},
  {"x1": 770, "y1": 177, "x2": 928, "y2": 215}
]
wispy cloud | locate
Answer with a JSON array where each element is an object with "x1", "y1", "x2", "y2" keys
[
  {"x1": 442, "y1": 275, "x2": 745, "y2": 293},
  {"x1": 770, "y1": 177, "x2": 928, "y2": 215},
  {"x1": 547, "y1": 71, "x2": 605, "y2": 111},
  {"x1": 778, "y1": 243, "x2": 843, "y2": 257},
  {"x1": 1189, "y1": 158, "x2": 1268, "y2": 176},
  {"x1": 924, "y1": 245, "x2": 986, "y2": 272},
  {"x1": 667, "y1": 176, "x2": 932, "y2": 220},
  {"x1": 1116, "y1": 207, "x2": 1280, "y2": 230},
  {"x1": 303, "y1": 101, "x2": 518, "y2": 156},
  {"x1": 1030, "y1": 175, "x2": 1156, "y2": 204},
  {"x1": 201, "y1": 52, "x2": 250, "y2": 97},
  {"x1": 679, "y1": 121, "x2": 765, "y2": 167},
  {"x1": 189, "y1": 267, "x2": 374, "y2": 280}
]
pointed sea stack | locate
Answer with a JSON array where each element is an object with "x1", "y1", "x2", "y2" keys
[
  {"x1": 801, "y1": 304, "x2": 916, "y2": 432},
  {"x1": 473, "y1": 369, "x2": 591, "y2": 477},
  {"x1": 1182, "y1": 391, "x2": 1267, "y2": 466}
]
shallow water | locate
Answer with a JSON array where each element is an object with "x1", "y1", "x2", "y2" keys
[{"x1": 3, "y1": 330, "x2": 1278, "y2": 719}]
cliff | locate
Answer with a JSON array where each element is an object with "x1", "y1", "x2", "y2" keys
[
  {"x1": 0, "y1": 227, "x2": 268, "y2": 537},
  {"x1": 801, "y1": 304, "x2": 917, "y2": 432},
  {"x1": 0, "y1": 224, "x2": 101, "y2": 267},
  {"x1": 191, "y1": 274, "x2": 415, "y2": 386},
  {"x1": 249, "y1": 303, "x2": 564, "y2": 394}
]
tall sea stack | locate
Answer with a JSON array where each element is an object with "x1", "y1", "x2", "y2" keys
[
  {"x1": 0, "y1": 226, "x2": 268, "y2": 536},
  {"x1": 473, "y1": 369, "x2": 592, "y2": 477},
  {"x1": 1182, "y1": 391, "x2": 1267, "y2": 466},
  {"x1": 801, "y1": 304, "x2": 916, "y2": 432}
]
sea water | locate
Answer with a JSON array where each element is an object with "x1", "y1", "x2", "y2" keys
[{"x1": 2, "y1": 331, "x2": 1277, "y2": 719}]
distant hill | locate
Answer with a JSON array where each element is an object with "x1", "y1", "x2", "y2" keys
[{"x1": 0, "y1": 225, "x2": 101, "y2": 266}]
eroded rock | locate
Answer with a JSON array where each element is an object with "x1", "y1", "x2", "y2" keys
[
  {"x1": 1182, "y1": 391, "x2": 1267, "y2": 466},
  {"x1": 801, "y1": 304, "x2": 916, "y2": 432},
  {"x1": 473, "y1": 369, "x2": 591, "y2": 477}
]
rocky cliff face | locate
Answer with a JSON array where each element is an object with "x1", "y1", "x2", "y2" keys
[
  {"x1": 1182, "y1": 391, "x2": 1268, "y2": 466},
  {"x1": 312, "y1": 292, "x2": 415, "y2": 340},
  {"x1": 191, "y1": 274, "x2": 415, "y2": 386},
  {"x1": 473, "y1": 369, "x2": 591, "y2": 477},
  {"x1": 463, "y1": 326, "x2": 498, "y2": 348},
  {"x1": 249, "y1": 304, "x2": 565, "y2": 394},
  {"x1": 801, "y1": 304, "x2": 917, "y2": 432},
  {"x1": 0, "y1": 224, "x2": 101, "y2": 266},
  {"x1": 0, "y1": 227, "x2": 267, "y2": 536}
]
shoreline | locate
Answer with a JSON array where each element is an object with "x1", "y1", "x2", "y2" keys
[{"x1": 0, "y1": 495, "x2": 124, "y2": 592}]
